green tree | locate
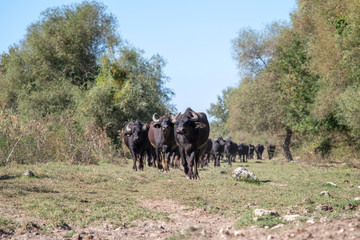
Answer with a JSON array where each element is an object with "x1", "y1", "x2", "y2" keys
[
  {"x1": 0, "y1": 1, "x2": 119, "y2": 119},
  {"x1": 79, "y1": 46, "x2": 174, "y2": 142},
  {"x1": 207, "y1": 87, "x2": 233, "y2": 138},
  {"x1": 232, "y1": 22, "x2": 285, "y2": 77}
]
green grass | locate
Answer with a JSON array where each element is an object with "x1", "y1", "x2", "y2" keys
[{"x1": 0, "y1": 157, "x2": 360, "y2": 235}]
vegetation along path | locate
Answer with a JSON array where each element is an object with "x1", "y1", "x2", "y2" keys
[{"x1": 1, "y1": 157, "x2": 360, "y2": 239}]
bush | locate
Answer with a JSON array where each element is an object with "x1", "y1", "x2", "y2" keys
[{"x1": 0, "y1": 109, "x2": 120, "y2": 165}]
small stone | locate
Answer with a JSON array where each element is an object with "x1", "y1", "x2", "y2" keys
[
  {"x1": 320, "y1": 191, "x2": 330, "y2": 196},
  {"x1": 234, "y1": 230, "x2": 244, "y2": 236},
  {"x1": 302, "y1": 198, "x2": 314, "y2": 204},
  {"x1": 338, "y1": 228, "x2": 344, "y2": 234},
  {"x1": 232, "y1": 167, "x2": 258, "y2": 181},
  {"x1": 267, "y1": 235, "x2": 274, "y2": 240},
  {"x1": 254, "y1": 209, "x2": 279, "y2": 217},
  {"x1": 73, "y1": 234, "x2": 81, "y2": 240},
  {"x1": 23, "y1": 170, "x2": 34, "y2": 176},
  {"x1": 327, "y1": 182, "x2": 337, "y2": 187},
  {"x1": 344, "y1": 204, "x2": 354, "y2": 210},
  {"x1": 316, "y1": 204, "x2": 333, "y2": 212},
  {"x1": 283, "y1": 214, "x2": 301, "y2": 222},
  {"x1": 354, "y1": 197, "x2": 360, "y2": 201},
  {"x1": 271, "y1": 224, "x2": 284, "y2": 229},
  {"x1": 306, "y1": 219, "x2": 315, "y2": 224}
]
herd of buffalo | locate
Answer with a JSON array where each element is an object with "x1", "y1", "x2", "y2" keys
[{"x1": 123, "y1": 108, "x2": 276, "y2": 179}]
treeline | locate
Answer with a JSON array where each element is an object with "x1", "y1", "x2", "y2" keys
[
  {"x1": 208, "y1": 0, "x2": 360, "y2": 165},
  {"x1": 0, "y1": 2, "x2": 173, "y2": 165}
]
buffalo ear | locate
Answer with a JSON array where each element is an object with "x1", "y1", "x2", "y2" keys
[
  {"x1": 153, "y1": 123, "x2": 161, "y2": 129},
  {"x1": 195, "y1": 122, "x2": 206, "y2": 129}
]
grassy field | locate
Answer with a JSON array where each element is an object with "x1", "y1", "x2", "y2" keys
[{"x1": 1, "y1": 157, "x2": 360, "y2": 238}]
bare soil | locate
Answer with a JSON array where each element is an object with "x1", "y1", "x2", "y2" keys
[{"x1": 2, "y1": 199, "x2": 360, "y2": 240}]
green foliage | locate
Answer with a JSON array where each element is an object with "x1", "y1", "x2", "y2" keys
[
  {"x1": 270, "y1": 28, "x2": 319, "y2": 134},
  {"x1": 207, "y1": 87, "x2": 232, "y2": 138},
  {"x1": 79, "y1": 47, "x2": 174, "y2": 141},
  {"x1": 336, "y1": 84, "x2": 360, "y2": 137},
  {"x1": 218, "y1": 0, "x2": 360, "y2": 162},
  {"x1": 231, "y1": 22, "x2": 285, "y2": 77},
  {"x1": 227, "y1": 74, "x2": 283, "y2": 135},
  {"x1": 0, "y1": 1, "x2": 174, "y2": 160},
  {"x1": 0, "y1": 108, "x2": 118, "y2": 165},
  {"x1": 0, "y1": 1, "x2": 119, "y2": 119}
]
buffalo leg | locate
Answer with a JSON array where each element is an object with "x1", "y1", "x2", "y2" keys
[
  {"x1": 194, "y1": 152, "x2": 200, "y2": 179},
  {"x1": 180, "y1": 147, "x2": 188, "y2": 175},
  {"x1": 130, "y1": 150, "x2": 137, "y2": 171},
  {"x1": 228, "y1": 154, "x2": 232, "y2": 166},
  {"x1": 147, "y1": 151, "x2": 152, "y2": 167},
  {"x1": 156, "y1": 148, "x2": 163, "y2": 170},
  {"x1": 139, "y1": 154, "x2": 144, "y2": 171},
  {"x1": 187, "y1": 152, "x2": 196, "y2": 179}
]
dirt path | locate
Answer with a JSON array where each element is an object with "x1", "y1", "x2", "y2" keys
[
  {"x1": 62, "y1": 200, "x2": 360, "y2": 240},
  {"x1": 2, "y1": 199, "x2": 360, "y2": 239}
]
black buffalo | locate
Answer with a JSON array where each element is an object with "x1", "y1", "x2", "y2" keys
[
  {"x1": 148, "y1": 114, "x2": 177, "y2": 172},
  {"x1": 199, "y1": 138, "x2": 213, "y2": 167},
  {"x1": 224, "y1": 138, "x2": 238, "y2": 166},
  {"x1": 123, "y1": 120, "x2": 148, "y2": 171},
  {"x1": 238, "y1": 143, "x2": 249, "y2": 162},
  {"x1": 170, "y1": 146, "x2": 181, "y2": 169},
  {"x1": 172, "y1": 108, "x2": 210, "y2": 179},
  {"x1": 267, "y1": 144, "x2": 276, "y2": 159},
  {"x1": 144, "y1": 123, "x2": 156, "y2": 167},
  {"x1": 212, "y1": 137, "x2": 226, "y2": 167},
  {"x1": 248, "y1": 144, "x2": 255, "y2": 159},
  {"x1": 255, "y1": 144, "x2": 265, "y2": 159}
]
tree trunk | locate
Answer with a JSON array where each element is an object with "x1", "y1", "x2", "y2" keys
[{"x1": 283, "y1": 127, "x2": 293, "y2": 161}]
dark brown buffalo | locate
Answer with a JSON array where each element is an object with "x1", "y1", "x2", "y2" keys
[
  {"x1": 224, "y1": 138, "x2": 238, "y2": 166},
  {"x1": 123, "y1": 120, "x2": 148, "y2": 171},
  {"x1": 267, "y1": 144, "x2": 276, "y2": 159},
  {"x1": 143, "y1": 123, "x2": 156, "y2": 167},
  {"x1": 212, "y1": 137, "x2": 226, "y2": 167},
  {"x1": 255, "y1": 144, "x2": 265, "y2": 159},
  {"x1": 238, "y1": 143, "x2": 249, "y2": 162},
  {"x1": 148, "y1": 114, "x2": 177, "y2": 172},
  {"x1": 248, "y1": 144, "x2": 255, "y2": 159},
  {"x1": 170, "y1": 146, "x2": 181, "y2": 169},
  {"x1": 199, "y1": 138, "x2": 213, "y2": 168},
  {"x1": 172, "y1": 108, "x2": 210, "y2": 179}
]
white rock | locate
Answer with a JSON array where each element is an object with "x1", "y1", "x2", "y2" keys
[
  {"x1": 354, "y1": 197, "x2": 360, "y2": 201},
  {"x1": 234, "y1": 230, "x2": 244, "y2": 237},
  {"x1": 232, "y1": 167, "x2": 257, "y2": 180},
  {"x1": 306, "y1": 219, "x2": 315, "y2": 224},
  {"x1": 283, "y1": 214, "x2": 302, "y2": 222},
  {"x1": 271, "y1": 224, "x2": 284, "y2": 229},
  {"x1": 23, "y1": 170, "x2": 34, "y2": 176},
  {"x1": 254, "y1": 209, "x2": 279, "y2": 217},
  {"x1": 327, "y1": 182, "x2": 337, "y2": 187},
  {"x1": 320, "y1": 191, "x2": 330, "y2": 196}
]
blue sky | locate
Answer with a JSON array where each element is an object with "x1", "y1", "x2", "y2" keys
[{"x1": 0, "y1": 0, "x2": 296, "y2": 115}]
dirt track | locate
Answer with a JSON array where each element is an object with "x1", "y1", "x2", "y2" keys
[{"x1": 3, "y1": 199, "x2": 360, "y2": 240}]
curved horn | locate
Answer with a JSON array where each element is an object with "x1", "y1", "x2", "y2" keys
[
  {"x1": 152, "y1": 113, "x2": 160, "y2": 123},
  {"x1": 189, "y1": 111, "x2": 199, "y2": 121},
  {"x1": 125, "y1": 123, "x2": 131, "y2": 132},
  {"x1": 171, "y1": 112, "x2": 180, "y2": 123}
]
